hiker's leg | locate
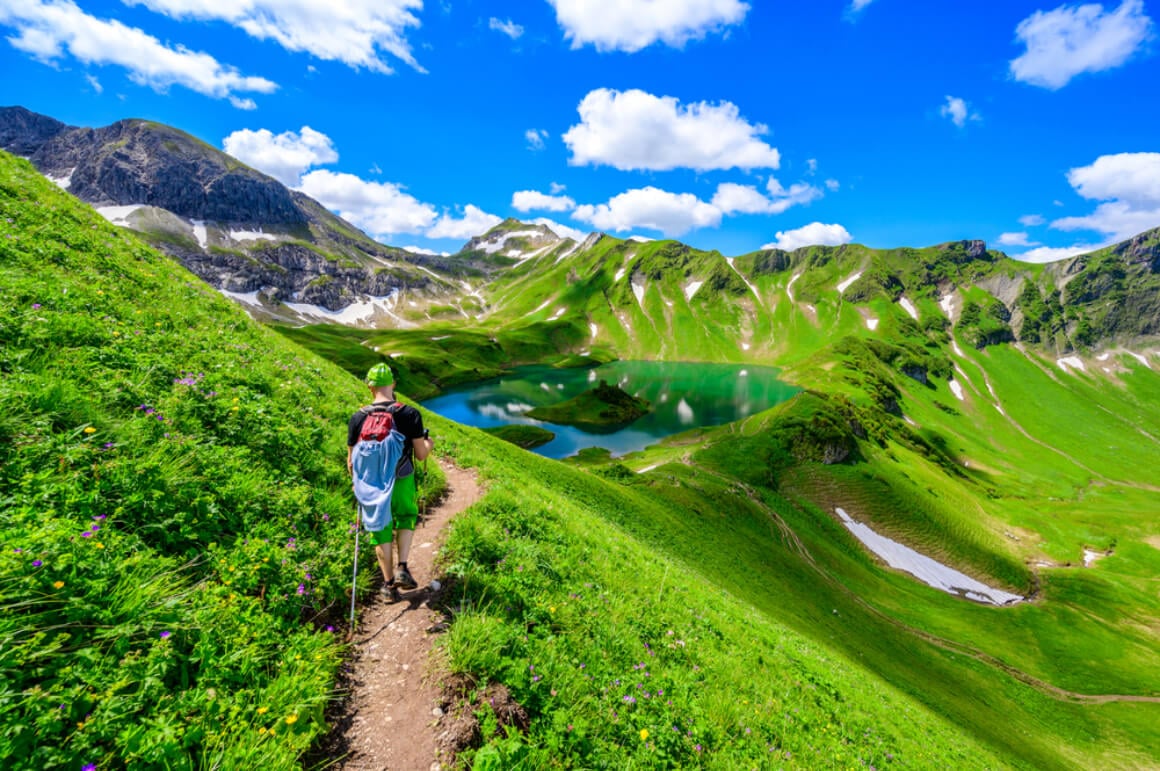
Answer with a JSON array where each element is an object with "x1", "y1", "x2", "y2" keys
[
  {"x1": 395, "y1": 528, "x2": 414, "y2": 566},
  {"x1": 390, "y1": 474, "x2": 419, "y2": 586},
  {"x1": 368, "y1": 529, "x2": 394, "y2": 583}
]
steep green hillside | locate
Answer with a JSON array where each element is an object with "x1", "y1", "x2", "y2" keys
[
  {"x1": 0, "y1": 152, "x2": 426, "y2": 768},
  {"x1": 5, "y1": 151, "x2": 1159, "y2": 769}
]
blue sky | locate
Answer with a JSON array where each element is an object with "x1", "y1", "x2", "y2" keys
[{"x1": 1, "y1": 0, "x2": 1158, "y2": 261}]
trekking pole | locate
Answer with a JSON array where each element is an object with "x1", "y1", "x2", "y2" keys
[
  {"x1": 348, "y1": 502, "x2": 360, "y2": 638},
  {"x1": 421, "y1": 456, "x2": 429, "y2": 527}
]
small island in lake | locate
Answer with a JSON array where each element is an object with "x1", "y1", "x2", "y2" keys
[
  {"x1": 526, "y1": 380, "x2": 652, "y2": 428},
  {"x1": 483, "y1": 424, "x2": 556, "y2": 449}
]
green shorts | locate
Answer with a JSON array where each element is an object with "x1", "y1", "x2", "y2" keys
[{"x1": 367, "y1": 474, "x2": 418, "y2": 546}]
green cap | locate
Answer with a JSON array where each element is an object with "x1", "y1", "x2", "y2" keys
[{"x1": 365, "y1": 363, "x2": 395, "y2": 387}]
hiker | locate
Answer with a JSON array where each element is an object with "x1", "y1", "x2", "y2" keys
[{"x1": 348, "y1": 363, "x2": 434, "y2": 600}]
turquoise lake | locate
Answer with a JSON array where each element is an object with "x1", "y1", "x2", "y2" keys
[{"x1": 421, "y1": 361, "x2": 799, "y2": 459}]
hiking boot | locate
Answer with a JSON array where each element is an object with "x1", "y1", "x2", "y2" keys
[
  {"x1": 394, "y1": 564, "x2": 417, "y2": 590},
  {"x1": 380, "y1": 582, "x2": 401, "y2": 602}
]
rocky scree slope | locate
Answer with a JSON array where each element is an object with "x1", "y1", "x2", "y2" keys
[{"x1": 0, "y1": 106, "x2": 462, "y2": 320}]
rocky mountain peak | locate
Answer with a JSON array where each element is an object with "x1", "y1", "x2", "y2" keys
[
  {"x1": 0, "y1": 105, "x2": 70, "y2": 156},
  {"x1": 460, "y1": 218, "x2": 563, "y2": 258}
]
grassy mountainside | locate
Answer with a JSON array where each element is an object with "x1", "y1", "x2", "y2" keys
[
  {"x1": 0, "y1": 152, "x2": 453, "y2": 768},
  {"x1": 283, "y1": 223, "x2": 1160, "y2": 767},
  {"x1": 5, "y1": 150, "x2": 1159, "y2": 769}
]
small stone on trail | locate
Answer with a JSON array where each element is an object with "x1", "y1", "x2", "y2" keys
[
  {"x1": 429, "y1": 579, "x2": 441, "y2": 591},
  {"x1": 419, "y1": 542, "x2": 433, "y2": 549},
  {"x1": 432, "y1": 707, "x2": 445, "y2": 718}
]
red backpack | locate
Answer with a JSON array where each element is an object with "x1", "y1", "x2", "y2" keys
[{"x1": 358, "y1": 403, "x2": 401, "y2": 442}]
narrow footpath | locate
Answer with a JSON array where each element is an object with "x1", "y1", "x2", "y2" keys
[{"x1": 330, "y1": 461, "x2": 481, "y2": 771}]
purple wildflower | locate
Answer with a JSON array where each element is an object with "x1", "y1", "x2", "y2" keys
[
  {"x1": 296, "y1": 584, "x2": 306, "y2": 595},
  {"x1": 324, "y1": 625, "x2": 335, "y2": 633},
  {"x1": 32, "y1": 559, "x2": 42, "y2": 567},
  {"x1": 83, "y1": 764, "x2": 96, "y2": 771},
  {"x1": 160, "y1": 630, "x2": 171, "y2": 639},
  {"x1": 31, "y1": 303, "x2": 41, "y2": 310},
  {"x1": 81, "y1": 531, "x2": 93, "y2": 538}
]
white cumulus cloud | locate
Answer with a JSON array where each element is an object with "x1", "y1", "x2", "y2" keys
[
  {"x1": 997, "y1": 232, "x2": 1040, "y2": 247},
  {"x1": 489, "y1": 17, "x2": 523, "y2": 39},
  {"x1": 547, "y1": 0, "x2": 749, "y2": 52},
  {"x1": 573, "y1": 186, "x2": 722, "y2": 236},
  {"x1": 223, "y1": 126, "x2": 338, "y2": 186},
  {"x1": 1052, "y1": 152, "x2": 1160, "y2": 241},
  {"x1": 1019, "y1": 214, "x2": 1046, "y2": 226},
  {"x1": 710, "y1": 179, "x2": 823, "y2": 216},
  {"x1": 939, "y1": 95, "x2": 981, "y2": 128},
  {"x1": 124, "y1": 0, "x2": 425, "y2": 73},
  {"x1": 531, "y1": 217, "x2": 587, "y2": 242},
  {"x1": 564, "y1": 88, "x2": 780, "y2": 172},
  {"x1": 1009, "y1": 0, "x2": 1153, "y2": 89},
  {"x1": 0, "y1": 0, "x2": 277, "y2": 104},
  {"x1": 297, "y1": 169, "x2": 437, "y2": 238},
  {"x1": 427, "y1": 204, "x2": 503, "y2": 239},
  {"x1": 763, "y1": 222, "x2": 853, "y2": 251},
  {"x1": 1012, "y1": 243, "x2": 1099, "y2": 263},
  {"x1": 512, "y1": 190, "x2": 576, "y2": 212}
]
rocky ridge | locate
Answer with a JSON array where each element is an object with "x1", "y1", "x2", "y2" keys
[{"x1": 0, "y1": 106, "x2": 464, "y2": 325}]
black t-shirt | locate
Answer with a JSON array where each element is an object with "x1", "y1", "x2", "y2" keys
[{"x1": 347, "y1": 401, "x2": 425, "y2": 477}]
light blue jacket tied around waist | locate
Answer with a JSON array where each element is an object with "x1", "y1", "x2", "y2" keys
[{"x1": 351, "y1": 429, "x2": 406, "y2": 533}]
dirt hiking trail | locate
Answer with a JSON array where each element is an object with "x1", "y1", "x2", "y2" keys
[{"x1": 327, "y1": 460, "x2": 481, "y2": 771}]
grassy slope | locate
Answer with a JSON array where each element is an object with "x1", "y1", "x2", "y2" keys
[
  {"x1": 0, "y1": 153, "x2": 452, "y2": 768},
  {"x1": 280, "y1": 225, "x2": 1160, "y2": 766},
  {"x1": 1, "y1": 151, "x2": 1026, "y2": 770}
]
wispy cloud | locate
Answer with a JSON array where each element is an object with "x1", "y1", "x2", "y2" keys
[
  {"x1": 939, "y1": 95, "x2": 981, "y2": 128},
  {"x1": 0, "y1": 0, "x2": 276, "y2": 105},
  {"x1": 1010, "y1": 0, "x2": 1153, "y2": 89},
  {"x1": 489, "y1": 17, "x2": 524, "y2": 40}
]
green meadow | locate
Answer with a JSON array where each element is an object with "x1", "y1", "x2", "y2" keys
[{"x1": 3, "y1": 150, "x2": 1159, "y2": 769}]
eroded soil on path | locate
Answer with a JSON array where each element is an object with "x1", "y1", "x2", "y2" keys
[{"x1": 326, "y1": 461, "x2": 481, "y2": 771}]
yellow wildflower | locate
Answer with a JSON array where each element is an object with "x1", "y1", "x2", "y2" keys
[
  {"x1": 83, "y1": 427, "x2": 96, "y2": 434},
  {"x1": 285, "y1": 714, "x2": 298, "y2": 725},
  {"x1": 257, "y1": 707, "x2": 268, "y2": 715},
  {"x1": 53, "y1": 581, "x2": 64, "y2": 589},
  {"x1": 640, "y1": 729, "x2": 649, "y2": 741}
]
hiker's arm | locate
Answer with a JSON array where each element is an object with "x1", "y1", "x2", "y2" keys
[
  {"x1": 413, "y1": 433, "x2": 434, "y2": 462},
  {"x1": 347, "y1": 444, "x2": 353, "y2": 475}
]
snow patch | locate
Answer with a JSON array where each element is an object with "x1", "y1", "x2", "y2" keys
[
  {"x1": 614, "y1": 267, "x2": 627, "y2": 282},
  {"x1": 97, "y1": 205, "x2": 144, "y2": 226},
  {"x1": 219, "y1": 289, "x2": 263, "y2": 307},
  {"x1": 939, "y1": 294, "x2": 955, "y2": 318},
  {"x1": 637, "y1": 464, "x2": 659, "y2": 474},
  {"x1": 898, "y1": 296, "x2": 919, "y2": 320},
  {"x1": 951, "y1": 340, "x2": 965, "y2": 357},
  {"x1": 589, "y1": 322, "x2": 598, "y2": 340},
  {"x1": 628, "y1": 235, "x2": 654, "y2": 243},
  {"x1": 684, "y1": 280, "x2": 703, "y2": 301},
  {"x1": 836, "y1": 508, "x2": 1023, "y2": 605},
  {"x1": 948, "y1": 379, "x2": 965, "y2": 401},
  {"x1": 476, "y1": 229, "x2": 542, "y2": 254},
  {"x1": 1128, "y1": 351, "x2": 1151, "y2": 368},
  {"x1": 632, "y1": 280, "x2": 646, "y2": 305},
  {"x1": 47, "y1": 168, "x2": 74, "y2": 190},
  {"x1": 837, "y1": 271, "x2": 863, "y2": 294},
  {"x1": 430, "y1": 335, "x2": 450, "y2": 341},
  {"x1": 549, "y1": 307, "x2": 566, "y2": 321},
  {"x1": 285, "y1": 291, "x2": 409, "y2": 327},
  {"x1": 1097, "y1": 353, "x2": 1111, "y2": 362},
  {"x1": 1056, "y1": 356, "x2": 1085, "y2": 373},
  {"x1": 866, "y1": 317, "x2": 879, "y2": 331},
  {"x1": 727, "y1": 258, "x2": 760, "y2": 299},
  {"x1": 1083, "y1": 549, "x2": 1106, "y2": 567},
  {"x1": 529, "y1": 299, "x2": 551, "y2": 316},
  {"x1": 191, "y1": 219, "x2": 208, "y2": 249},
  {"x1": 786, "y1": 272, "x2": 801, "y2": 302},
  {"x1": 230, "y1": 229, "x2": 277, "y2": 242},
  {"x1": 741, "y1": 342, "x2": 751, "y2": 351}
]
